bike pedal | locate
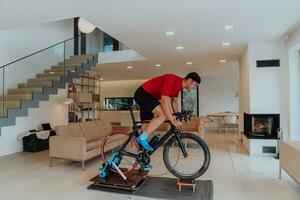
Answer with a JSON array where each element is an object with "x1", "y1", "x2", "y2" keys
[{"x1": 143, "y1": 164, "x2": 153, "y2": 169}]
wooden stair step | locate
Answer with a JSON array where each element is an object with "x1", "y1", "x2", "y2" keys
[
  {"x1": 0, "y1": 94, "x2": 32, "y2": 101},
  {"x1": 57, "y1": 60, "x2": 87, "y2": 65},
  {"x1": 27, "y1": 76, "x2": 61, "y2": 83},
  {"x1": 18, "y1": 81, "x2": 52, "y2": 88},
  {"x1": 56, "y1": 62, "x2": 80, "y2": 66},
  {"x1": 51, "y1": 65, "x2": 77, "y2": 70},
  {"x1": 70, "y1": 54, "x2": 96, "y2": 59},
  {"x1": 36, "y1": 72, "x2": 65, "y2": 78},
  {"x1": 45, "y1": 67, "x2": 76, "y2": 73},
  {"x1": 68, "y1": 57, "x2": 94, "y2": 62},
  {"x1": 8, "y1": 87, "x2": 43, "y2": 94},
  {"x1": 0, "y1": 100, "x2": 21, "y2": 109}
]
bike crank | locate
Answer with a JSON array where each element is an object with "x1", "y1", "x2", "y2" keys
[{"x1": 137, "y1": 152, "x2": 151, "y2": 166}]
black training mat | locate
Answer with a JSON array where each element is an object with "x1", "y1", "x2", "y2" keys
[{"x1": 88, "y1": 176, "x2": 213, "y2": 200}]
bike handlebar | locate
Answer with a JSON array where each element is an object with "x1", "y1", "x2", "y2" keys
[{"x1": 173, "y1": 111, "x2": 192, "y2": 122}]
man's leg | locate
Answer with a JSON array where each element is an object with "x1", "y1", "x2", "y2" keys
[
  {"x1": 144, "y1": 105, "x2": 166, "y2": 134},
  {"x1": 137, "y1": 105, "x2": 166, "y2": 151}
]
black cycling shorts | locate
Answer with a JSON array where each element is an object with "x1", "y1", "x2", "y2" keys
[{"x1": 134, "y1": 86, "x2": 160, "y2": 121}]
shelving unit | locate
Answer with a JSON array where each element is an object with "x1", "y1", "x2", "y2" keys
[{"x1": 67, "y1": 72, "x2": 101, "y2": 123}]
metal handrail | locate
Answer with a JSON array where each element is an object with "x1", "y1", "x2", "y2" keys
[
  {"x1": 0, "y1": 36, "x2": 76, "y2": 69},
  {"x1": 0, "y1": 35, "x2": 81, "y2": 119}
]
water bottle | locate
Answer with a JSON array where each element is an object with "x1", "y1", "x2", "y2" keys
[{"x1": 149, "y1": 134, "x2": 160, "y2": 146}]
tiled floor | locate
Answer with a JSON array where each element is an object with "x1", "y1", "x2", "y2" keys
[{"x1": 0, "y1": 131, "x2": 299, "y2": 200}]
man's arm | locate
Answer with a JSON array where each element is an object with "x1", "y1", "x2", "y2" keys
[
  {"x1": 171, "y1": 97, "x2": 179, "y2": 113},
  {"x1": 160, "y1": 95, "x2": 174, "y2": 121},
  {"x1": 161, "y1": 96, "x2": 181, "y2": 127}
]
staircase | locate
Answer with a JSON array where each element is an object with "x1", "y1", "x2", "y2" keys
[{"x1": 0, "y1": 53, "x2": 98, "y2": 134}]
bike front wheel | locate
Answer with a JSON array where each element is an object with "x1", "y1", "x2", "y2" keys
[{"x1": 163, "y1": 133, "x2": 210, "y2": 180}]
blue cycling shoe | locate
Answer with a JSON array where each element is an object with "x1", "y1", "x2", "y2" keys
[
  {"x1": 144, "y1": 164, "x2": 153, "y2": 169},
  {"x1": 136, "y1": 136, "x2": 154, "y2": 151}
]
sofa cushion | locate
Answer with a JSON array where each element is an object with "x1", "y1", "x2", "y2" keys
[
  {"x1": 95, "y1": 120, "x2": 113, "y2": 137},
  {"x1": 86, "y1": 138, "x2": 102, "y2": 151},
  {"x1": 55, "y1": 123, "x2": 83, "y2": 137},
  {"x1": 79, "y1": 121, "x2": 101, "y2": 142}
]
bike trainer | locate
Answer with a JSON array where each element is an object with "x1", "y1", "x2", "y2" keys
[{"x1": 88, "y1": 168, "x2": 149, "y2": 193}]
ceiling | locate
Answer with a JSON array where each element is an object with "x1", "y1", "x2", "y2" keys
[
  {"x1": 96, "y1": 58, "x2": 239, "y2": 81},
  {"x1": 1, "y1": 0, "x2": 300, "y2": 80},
  {"x1": 86, "y1": 0, "x2": 300, "y2": 80}
]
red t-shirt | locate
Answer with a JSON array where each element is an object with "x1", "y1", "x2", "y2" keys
[{"x1": 142, "y1": 74, "x2": 183, "y2": 100}]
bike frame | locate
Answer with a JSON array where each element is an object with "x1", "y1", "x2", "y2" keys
[{"x1": 117, "y1": 108, "x2": 188, "y2": 160}]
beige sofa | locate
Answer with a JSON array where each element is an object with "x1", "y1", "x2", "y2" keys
[
  {"x1": 49, "y1": 120, "x2": 126, "y2": 170},
  {"x1": 280, "y1": 141, "x2": 300, "y2": 183}
]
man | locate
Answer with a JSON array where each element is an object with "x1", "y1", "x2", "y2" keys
[{"x1": 134, "y1": 72, "x2": 201, "y2": 151}]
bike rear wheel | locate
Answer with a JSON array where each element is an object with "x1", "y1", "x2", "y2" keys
[
  {"x1": 100, "y1": 130, "x2": 139, "y2": 174},
  {"x1": 163, "y1": 133, "x2": 210, "y2": 180}
]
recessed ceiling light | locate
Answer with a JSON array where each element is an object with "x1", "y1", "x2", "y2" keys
[
  {"x1": 176, "y1": 46, "x2": 184, "y2": 50},
  {"x1": 186, "y1": 62, "x2": 193, "y2": 65},
  {"x1": 155, "y1": 64, "x2": 161, "y2": 67},
  {"x1": 220, "y1": 59, "x2": 227, "y2": 63},
  {"x1": 224, "y1": 25, "x2": 234, "y2": 30},
  {"x1": 126, "y1": 66, "x2": 133, "y2": 69},
  {"x1": 222, "y1": 42, "x2": 230, "y2": 46},
  {"x1": 165, "y1": 31, "x2": 175, "y2": 36}
]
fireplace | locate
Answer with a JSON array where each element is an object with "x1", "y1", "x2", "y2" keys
[{"x1": 244, "y1": 113, "x2": 280, "y2": 139}]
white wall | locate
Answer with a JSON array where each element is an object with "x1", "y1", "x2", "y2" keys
[
  {"x1": 248, "y1": 40, "x2": 285, "y2": 114},
  {"x1": 100, "y1": 79, "x2": 145, "y2": 106},
  {"x1": 0, "y1": 19, "x2": 73, "y2": 92},
  {"x1": 286, "y1": 25, "x2": 300, "y2": 50},
  {"x1": 199, "y1": 73, "x2": 239, "y2": 115},
  {"x1": 284, "y1": 25, "x2": 300, "y2": 140},
  {"x1": 240, "y1": 47, "x2": 251, "y2": 113},
  {"x1": 239, "y1": 47, "x2": 251, "y2": 131},
  {"x1": 0, "y1": 88, "x2": 68, "y2": 156},
  {"x1": 287, "y1": 51, "x2": 300, "y2": 140}
]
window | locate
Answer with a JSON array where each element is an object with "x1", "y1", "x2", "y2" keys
[
  {"x1": 103, "y1": 33, "x2": 113, "y2": 52},
  {"x1": 104, "y1": 97, "x2": 136, "y2": 110},
  {"x1": 103, "y1": 33, "x2": 119, "y2": 52},
  {"x1": 181, "y1": 88, "x2": 199, "y2": 116}
]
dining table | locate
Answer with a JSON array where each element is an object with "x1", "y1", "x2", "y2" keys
[{"x1": 207, "y1": 112, "x2": 239, "y2": 118}]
